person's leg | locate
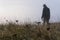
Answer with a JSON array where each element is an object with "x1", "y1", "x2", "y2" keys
[
  {"x1": 46, "y1": 19, "x2": 50, "y2": 31},
  {"x1": 46, "y1": 19, "x2": 50, "y2": 25},
  {"x1": 43, "y1": 19, "x2": 45, "y2": 25}
]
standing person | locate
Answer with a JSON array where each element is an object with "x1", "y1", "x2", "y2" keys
[{"x1": 41, "y1": 4, "x2": 50, "y2": 25}]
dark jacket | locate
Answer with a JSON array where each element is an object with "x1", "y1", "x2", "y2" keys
[{"x1": 42, "y1": 7, "x2": 50, "y2": 20}]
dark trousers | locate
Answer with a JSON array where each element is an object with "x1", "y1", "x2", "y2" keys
[{"x1": 43, "y1": 18, "x2": 50, "y2": 25}]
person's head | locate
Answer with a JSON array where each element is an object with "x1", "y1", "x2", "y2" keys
[{"x1": 43, "y1": 4, "x2": 47, "y2": 8}]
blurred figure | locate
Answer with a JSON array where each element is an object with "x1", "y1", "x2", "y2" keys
[{"x1": 41, "y1": 4, "x2": 50, "y2": 25}]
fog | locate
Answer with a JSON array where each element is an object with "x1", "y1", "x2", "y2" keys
[{"x1": 0, "y1": 0, "x2": 60, "y2": 23}]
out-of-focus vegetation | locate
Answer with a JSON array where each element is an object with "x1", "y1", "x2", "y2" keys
[{"x1": 0, "y1": 22, "x2": 59, "y2": 40}]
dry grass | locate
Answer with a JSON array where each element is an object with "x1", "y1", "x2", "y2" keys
[{"x1": 0, "y1": 22, "x2": 59, "y2": 40}]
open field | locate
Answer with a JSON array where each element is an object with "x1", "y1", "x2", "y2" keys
[{"x1": 0, "y1": 22, "x2": 60, "y2": 40}]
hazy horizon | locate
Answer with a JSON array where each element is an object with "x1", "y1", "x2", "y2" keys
[{"x1": 0, "y1": 0, "x2": 60, "y2": 23}]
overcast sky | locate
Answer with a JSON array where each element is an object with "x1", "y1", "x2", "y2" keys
[{"x1": 0, "y1": 0, "x2": 60, "y2": 23}]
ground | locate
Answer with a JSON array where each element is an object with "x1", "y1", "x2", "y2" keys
[{"x1": 0, "y1": 22, "x2": 59, "y2": 40}]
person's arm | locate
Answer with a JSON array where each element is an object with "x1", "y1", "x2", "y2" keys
[
  {"x1": 41, "y1": 8, "x2": 44, "y2": 18},
  {"x1": 48, "y1": 8, "x2": 50, "y2": 19}
]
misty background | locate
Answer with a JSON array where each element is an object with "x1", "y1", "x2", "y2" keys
[{"x1": 0, "y1": 0, "x2": 60, "y2": 23}]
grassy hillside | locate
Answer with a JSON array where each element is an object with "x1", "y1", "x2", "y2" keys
[{"x1": 0, "y1": 22, "x2": 59, "y2": 40}]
